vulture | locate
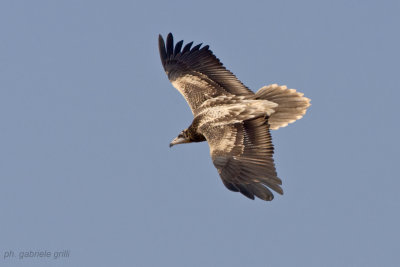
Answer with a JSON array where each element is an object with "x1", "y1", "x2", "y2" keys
[{"x1": 159, "y1": 33, "x2": 310, "y2": 201}]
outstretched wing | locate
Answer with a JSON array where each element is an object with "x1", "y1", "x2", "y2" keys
[
  {"x1": 159, "y1": 33, "x2": 253, "y2": 114},
  {"x1": 199, "y1": 116, "x2": 283, "y2": 201}
]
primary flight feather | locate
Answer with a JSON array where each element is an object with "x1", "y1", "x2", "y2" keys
[{"x1": 159, "y1": 33, "x2": 310, "y2": 201}]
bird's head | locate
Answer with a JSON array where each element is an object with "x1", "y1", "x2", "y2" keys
[{"x1": 170, "y1": 129, "x2": 191, "y2": 147}]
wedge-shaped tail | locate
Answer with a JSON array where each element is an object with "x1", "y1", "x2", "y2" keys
[{"x1": 255, "y1": 84, "x2": 311, "y2": 130}]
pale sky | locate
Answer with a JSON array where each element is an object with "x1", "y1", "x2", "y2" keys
[{"x1": 1, "y1": 0, "x2": 399, "y2": 266}]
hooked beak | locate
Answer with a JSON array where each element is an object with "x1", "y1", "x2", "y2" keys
[{"x1": 169, "y1": 136, "x2": 189, "y2": 148}]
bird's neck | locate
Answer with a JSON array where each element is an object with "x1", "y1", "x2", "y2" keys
[{"x1": 187, "y1": 125, "x2": 206, "y2": 143}]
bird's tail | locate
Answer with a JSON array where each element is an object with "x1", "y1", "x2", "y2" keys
[{"x1": 255, "y1": 84, "x2": 311, "y2": 130}]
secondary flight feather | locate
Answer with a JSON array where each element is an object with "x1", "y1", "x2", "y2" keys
[{"x1": 159, "y1": 33, "x2": 310, "y2": 201}]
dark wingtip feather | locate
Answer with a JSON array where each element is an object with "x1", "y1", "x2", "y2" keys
[
  {"x1": 174, "y1": 40, "x2": 184, "y2": 56},
  {"x1": 191, "y1": 43, "x2": 202, "y2": 52},
  {"x1": 236, "y1": 184, "x2": 255, "y2": 200},
  {"x1": 266, "y1": 194, "x2": 274, "y2": 201},
  {"x1": 222, "y1": 180, "x2": 239, "y2": 192},
  {"x1": 182, "y1": 41, "x2": 193, "y2": 54},
  {"x1": 166, "y1": 33, "x2": 174, "y2": 57},
  {"x1": 200, "y1": 45, "x2": 210, "y2": 52},
  {"x1": 158, "y1": 34, "x2": 167, "y2": 66}
]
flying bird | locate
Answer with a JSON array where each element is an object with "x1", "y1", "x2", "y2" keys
[{"x1": 159, "y1": 33, "x2": 310, "y2": 201}]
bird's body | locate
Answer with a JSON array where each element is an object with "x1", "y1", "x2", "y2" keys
[{"x1": 159, "y1": 33, "x2": 310, "y2": 201}]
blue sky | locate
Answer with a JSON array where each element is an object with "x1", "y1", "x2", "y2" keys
[{"x1": 1, "y1": 0, "x2": 399, "y2": 266}]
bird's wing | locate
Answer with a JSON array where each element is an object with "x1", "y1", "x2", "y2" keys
[
  {"x1": 159, "y1": 33, "x2": 254, "y2": 114},
  {"x1": 199, "y1": 116, "x2": 282, "y2": 201}
]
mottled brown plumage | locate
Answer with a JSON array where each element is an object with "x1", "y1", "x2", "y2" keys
[{"x1": 159, "y1": 33, "x2": 310, "y2": 201}]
